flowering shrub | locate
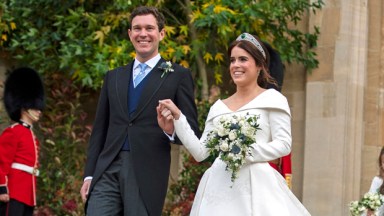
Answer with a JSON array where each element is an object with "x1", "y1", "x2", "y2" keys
[{"x1": 35, "y1": 73, "x2": 91, "y2": 215}]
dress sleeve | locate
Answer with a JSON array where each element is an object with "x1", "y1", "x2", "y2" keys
[
  {"x1": 174, "y1": 113, "x2": 212, "y2": 162},
  {"x1": 0, "y1": 128, "x2": 17, "y2": 194},
  {"x1": 368, "y1": 176, "x2": 383, "y2": 193},
  {"x1": 246, "y1": 108, "x2": 292, "y2": 162},
  {"x1": 173, "y1": 67, "x2": 200, "y2": 143}
]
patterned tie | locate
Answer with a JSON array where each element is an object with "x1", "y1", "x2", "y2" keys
[{"x1": 134, "y1": 63, "x2": 148, "y2": 88}]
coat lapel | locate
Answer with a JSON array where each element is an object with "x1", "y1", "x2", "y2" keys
[
  {"x1": 130, "y1": 58, "x2": 168, "y2": 121},
  {"x1": 116, "y1": 63, "x2": 133, "y2": 118}
]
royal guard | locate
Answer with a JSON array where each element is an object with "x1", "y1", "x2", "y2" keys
[
  {"x1": 264, "y1": 42, "x2": 293, "y2": 189},
  {"x1": 0, "y1": 67, "x2": 45, "y2": 216}
]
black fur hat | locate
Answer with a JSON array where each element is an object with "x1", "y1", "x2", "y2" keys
[
  {"x1": 3, "y1": 67, "x2": 45, "y2": 122},
  {"x1": 263, "y1": 42, "x2": 285, "y2": 92}
]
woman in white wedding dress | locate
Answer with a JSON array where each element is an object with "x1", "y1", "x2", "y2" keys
[
  {"x1": 157, "y1": 33, "x2": 311, "y2": 216},
  {"x1": 363, "y1": 147, "x2": 384, "y2": 216}
]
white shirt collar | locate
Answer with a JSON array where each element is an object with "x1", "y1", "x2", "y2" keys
[{"x1": 133, "y1": 54, "x2": 161, "y2": 70}]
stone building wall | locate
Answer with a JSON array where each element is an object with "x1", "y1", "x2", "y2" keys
[{"x1": 300, "y1": 0, "x2": 384, "y2": 215}]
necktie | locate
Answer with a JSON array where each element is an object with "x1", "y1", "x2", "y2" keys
[{"x1": 134, "y1": 63, "x2": 148, "y2": 88}]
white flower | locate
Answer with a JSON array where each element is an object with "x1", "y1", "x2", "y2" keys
[
  {"x1": 220, "y1": 141, "x2": 230, "y2": 152},
  {"x1": 217, "y1": 125, "x2": 228, "y2": 136},
  {"x1": 350, "y1": 192, "x2": 384, "y2": 215},
  {"x1": 205, "y1": 113, "x2": 261, "y2": 183},
  {"x1": 228, "y1": 130, "x2": 237, "y2": 140},
  {"x1": 159, "y1": 61, "x2": 174, "y2": 78},
  {"x1": 241, "y1": 125, "x2": 256, "y2": 137},
  {"x1": 227, "y1": 153, "x2": 234, "y2": 160}
]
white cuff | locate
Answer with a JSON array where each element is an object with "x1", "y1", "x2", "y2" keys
[
  {"x1": 164, "y1": 130, "x2": 176, "y2": 141},
  {"x1": 84, "y1": 176, "x2": 93, "y2": 182}
]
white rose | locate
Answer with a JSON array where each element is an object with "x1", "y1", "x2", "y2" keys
[
  {"x1": 217, "y1": 126, "x2": 227, "y2": 137},
  {"x1": 244, "y1": 127, "x2": 256, "y2": 137},
  {"x1": 227, "y1": 153, "x2": 234, "y2": 160},
  {"x1": 220, "y1": 141, "x2": 229, "y2": 152},
  {"x1": 229, "y1": 131, "x2": 237, "y2": 140}
]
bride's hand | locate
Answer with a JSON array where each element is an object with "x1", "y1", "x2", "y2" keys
[
  {"x1": 158, "y1": 99, "x2": 181, "y2": 120},
  {"x1": 157, "y1": 100, "x2": 177, "y2": 135}
]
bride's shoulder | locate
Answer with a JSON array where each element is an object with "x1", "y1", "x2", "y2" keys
[{"x1": 249, "y1": 89, "x2": 291, "y2": 115}]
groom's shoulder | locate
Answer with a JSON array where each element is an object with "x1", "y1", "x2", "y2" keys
[{"x1": 108, "y1": 63, "x2": 132, "y2": 74}]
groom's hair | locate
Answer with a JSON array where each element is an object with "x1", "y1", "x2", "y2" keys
[{"x1": 129, "y1": 6, "x2": 166, "y2": 31}]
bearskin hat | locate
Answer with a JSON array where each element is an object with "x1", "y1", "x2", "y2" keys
[
  {"x1": 263, "y1": 42, "x2": 285, "y2": 92},
  {"x1": 3, "y1": 67, "x2": 45, "y2": 122}
]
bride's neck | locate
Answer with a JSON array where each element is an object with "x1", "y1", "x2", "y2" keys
[{"x1": 235, "y1": 86, "x2": 263, "y2": 99}]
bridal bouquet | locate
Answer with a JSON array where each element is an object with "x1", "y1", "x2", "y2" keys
[
  {"x1": 205, "y1": 113, "x2": 261, "y2": 183},
  {"x1": 349, "y1": 192, "x2": 384, "y2": 216}
]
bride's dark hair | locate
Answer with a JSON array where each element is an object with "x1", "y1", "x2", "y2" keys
[
  {"x1": 228, "y1": 34, "x2": 277, "y2": 88},
  {"x1": 379, "y1": 147, "x2": 384, "y2": 194}
]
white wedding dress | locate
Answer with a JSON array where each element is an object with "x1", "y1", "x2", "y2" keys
[
  {"x1": 174, "y1": 89, "x2": 311, "y2": 216},
  {"x1": 361, "y1": 176, "x2": 384, "y2": 216}
]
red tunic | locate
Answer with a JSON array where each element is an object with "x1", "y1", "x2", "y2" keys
[
  {"x1": 269, "y1": 153, "x2": 292, "y2": 189},
  {"x1": 0, "y1": 123, "x2": 39, "y2": 206}
]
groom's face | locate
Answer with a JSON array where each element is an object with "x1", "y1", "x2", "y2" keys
[{"x1": 128, "y1": 14, "x2": 165, "y2": 62}]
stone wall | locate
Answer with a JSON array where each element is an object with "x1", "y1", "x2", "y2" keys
[{"x1": 300, "y1": 0, "x2": 384, "y2": 215}]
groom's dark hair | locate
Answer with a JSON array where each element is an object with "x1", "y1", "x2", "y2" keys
[{"x1": 129, "y1": 6, "x2": 166, "y2": 31}]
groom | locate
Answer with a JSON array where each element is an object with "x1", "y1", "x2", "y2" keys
[{"x1": 80, "y1": 6, "x2": 200, "y2": 216}]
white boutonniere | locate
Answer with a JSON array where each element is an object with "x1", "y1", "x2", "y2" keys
[{"x1": 159, "y1": 61, "x2": 174, "y2": 78}]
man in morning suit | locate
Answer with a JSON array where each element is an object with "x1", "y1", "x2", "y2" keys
[{"x1": 80, "y1": 6, "x2": 200, "y2": 216}]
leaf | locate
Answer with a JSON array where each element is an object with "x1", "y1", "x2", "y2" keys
[
  {"x1": 182, "y1": 45, "x2": 191, "y2": 55},
  {"x1": 129, "y1": 51, "x2": 136, "y2": 59},
  {"x1": 203, "y1": 52, "x2": 213, "y2": 64},
  {"x1": 179, "y1": 25, "x2": 189, "y2": 36},
  {"x1": 10, "y1": 22, "x2": 16, "y2": 30},
  {"x1": 214, "y1": 71, "x2": 223, "y2": 84},
  {"x1": 166, "y1": 47, "x2": 176, "y2": 55},
  {"x1": 93, "y1": 30, "x2": 104, "y2": 46},
  {"x1": 179, "y1": 60, "x2": 189, "y2": 68},
  {"x1": 214, "y1": 53, "x2": 224, "y2": 63},
  {"x1": 165, "y1": 26, "x2": 176, "y2": 37}
]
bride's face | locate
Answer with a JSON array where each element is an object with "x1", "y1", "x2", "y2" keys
[{"x1": 229, "y1": 46, "x2": 261, "y2": 87}]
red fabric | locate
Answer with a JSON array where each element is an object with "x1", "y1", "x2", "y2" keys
[
  {"x1": 0, "y1": 123, "x2": 39, "y2": 206},
  {"x1": 280, "y1": 154, "x2": 292, "y2": 178},
  {"x1": 268, "y1": 153, "x2": 292, "y2": 178}
]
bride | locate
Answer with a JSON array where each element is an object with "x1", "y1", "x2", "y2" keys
[{"x1": 157, "y1": 33, "x2": 311, "y2": 216}]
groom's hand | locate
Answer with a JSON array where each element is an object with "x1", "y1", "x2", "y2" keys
[
  {"x1": 158, "y1": 99, "x2": 181, "y2": 120},
  {"x1": 80, "y1": 179, "x2": 91, "y2": 203},
  {"x1": 157, "y1": 103, "x2": 174, "y2": 135}
]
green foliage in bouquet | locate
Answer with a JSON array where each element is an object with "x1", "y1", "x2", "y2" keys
[
  {"x1": 349, "y1": 192, "x2": 384, "y2": 216},
  {"x1": 205, "y1": 113, "x2": 260, "y2": 182}
]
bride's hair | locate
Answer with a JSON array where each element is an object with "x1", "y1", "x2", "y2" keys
[
  {"x1": 228, "y1": 34, "x2": 277, "y2": 89},
  {"x1": 379, "y1": 147, "x2": 384, "y2": 194}
]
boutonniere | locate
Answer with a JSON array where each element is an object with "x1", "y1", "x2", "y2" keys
[{"x1": 159, "y1": 61, "x2": 174, "y2": 78}]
